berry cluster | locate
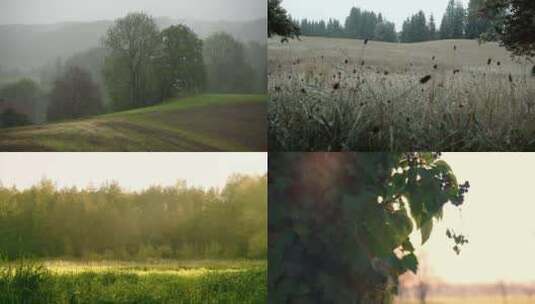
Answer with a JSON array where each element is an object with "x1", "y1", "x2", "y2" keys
[
  {"x1": 446, "y1": 229, "x2": 469, "y2": 255},
  {"x1": 452, "y1": 181, "x2": 470, "y2": 206}
]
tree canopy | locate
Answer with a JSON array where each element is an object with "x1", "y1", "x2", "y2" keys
[
  {"x1": 401, "y1": 11, "x2": 433, "y2": 43},
  {"x1": 465, "y1": 0, "x2": 493, "y2": 39},
  {"x1": 103, "y1": 12, "x2": 160, "y2": 110},
  {"x1": 154, "y1": 25, "x2": 205, "y2": 100},
  {"x1": 298, "y1": 7, "x2": 397, "y2": 42},
  {"x1": 203, "y1": 32, "x2": 257, "y2": 93},
  {"x1": 291, "y1": 1, "x2": 515, "y2": 44},
  {"x1": 0, "y1": 78, "x2": 42, "y2": 124},
  {"x1": 0, "y1": 174, "x2": 266, "y2": 260},
  {"x1": 47, "y1": 66, "x2": 103, "y2": 121},
  {"x1": 102, "y1": 12, "x2": 262, "y2": 111},
  {"x1": 269, "y1": 152, "x2": 469, "y2": 303},
  {"x1": 483, "y1": 0, "x2": 535, "y2": 57},
  {"x1": 440, "y1": 0, "x2": 467, "y2": 39},
  {"x1": 268, "y1": 0, "x2": 300, "y2": 38}
]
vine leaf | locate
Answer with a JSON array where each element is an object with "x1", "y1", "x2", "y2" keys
[
  {"x1": 421, "y1": 219, "x2": 433, "y2": 245},
  {"x1": 401, "y1": 239, "x2": 415, "y2": 252},
  {"x1": 400, "y1": 253, "x2": 418, "y2": 273}
]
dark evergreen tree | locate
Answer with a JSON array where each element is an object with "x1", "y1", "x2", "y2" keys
[
  {"x1": 465, "y1": 0, "x2": 493, "y2": 39},
  {"x1": 452, "y1": 2, "x2": 467, "y2": 37},
  {"x1": 268, "y1": 0, "x2": 300, "y2": 38},
  {"x1": 400, "y1": 18, "x2": 411, "y2": 43},
  {"x1": 300, "y1": 6, "x2": 393, "y2": 41},
  {"x1": 345, "y1": 7, "x2": 363, "y2": 38},
  {"x1": 326, "y1": 18, "x2": 344, "y2": 38},
  {"x1": 400, "y1": 11, "x2": 431, "y2": 43},
  {"x1": 374, "y1": 21, "x2": 398, "y2": 42},
  {"x1": 440, "y1": 0, "x2": 466, "y2": 39},
  {"x1": 483, "y1": 0, "x2": 535, "y2": 57},
  {"x1": 428, "y1": 14, "x2": 438, "y2": 40}
]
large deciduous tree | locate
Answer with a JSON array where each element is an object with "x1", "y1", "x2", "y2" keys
[
  {"x1": 103, "y1": 12, "x2": 160, "y2": 110},
  {"x1": 154, "y1": 25, "x2": 205, "y2": 100},
  {"x1": 0, "y1": 175, "x2": 266, "y2": 260},
  {"x1": 269, "y1": 152, "x2": 469, "y2": 303},
  {"x1": 203, "y1": 32, "x2": 256, "y2": 93},
  {"x1": 47, "y1": 66, "x2": 103, "y2": 121},
  {"x1": 268, "y1": 0, "x2": 300, "y2": 38},
  {"x1": 483, "y1": 0, "x2": 535, "y2": 57},
  {"x1": 0, "y1": 78, "x2": 42, "y2": 124}
]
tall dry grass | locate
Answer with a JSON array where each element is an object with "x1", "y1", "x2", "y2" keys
[{"x1": 269, "y1": 36, "x2": 535, "y2": 151}]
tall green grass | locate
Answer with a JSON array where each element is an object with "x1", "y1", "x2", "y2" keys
[{"x1": 0, "y1": 259, "x2": 266, "y2": 304}]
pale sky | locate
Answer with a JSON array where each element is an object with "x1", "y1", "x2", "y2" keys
[
  {"x1": 412, "y1": 153, "x2": 535, "y2": 284},
  {"x1": 0, "y1": 153, "x2": 267, "y2": 191},
  {"x1": 0, "y1": 0, "x2": 266, "y2": 25},
  {"x1": 282, "y1": 0, "x2": 470, "y2": 32}
]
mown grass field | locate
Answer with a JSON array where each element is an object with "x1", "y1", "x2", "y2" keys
[
  {"x1": 269, "y1": 36, "x2": 535, "y2": 151},
  {"x1": 0, "y1": 259, "x2": 266, "y2": 303},
  {"x1": 0, "y1": 94, "x2": 267, "y2": 151}
]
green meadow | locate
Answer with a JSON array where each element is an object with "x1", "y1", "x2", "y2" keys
[
  {"x1": 0, "y1": 259, "x2": 266, "y2": 304},
  {"x1": 0, "y1": 94, "x2": 267, "y2": 152}
]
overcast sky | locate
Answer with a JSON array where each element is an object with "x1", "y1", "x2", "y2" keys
[
  {"x1": 0, "y1": 0, "x2": 266, "y2": 25},
  {"x1": 282, "y1": 0, "x2": 470, "y2": 32},
  {"x1": 0, "y1": 153, "x2": 267, "y2": 191},
  {"x1": 411, "y1": 153, "x2": 535, "y2": 284}
]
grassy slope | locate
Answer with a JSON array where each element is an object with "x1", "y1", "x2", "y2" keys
[{"x1": 0, "y1": 94, "x2": 267, "y2": 152}]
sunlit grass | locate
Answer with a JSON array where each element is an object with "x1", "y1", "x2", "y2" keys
[
  {"x1": 0, "y1": 259, "x2": 267, "y2": 303},
  {"x1": 41, "y1": 259, "x2": 265, "y2": 277}
]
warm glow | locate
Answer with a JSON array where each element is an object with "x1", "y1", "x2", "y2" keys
[{"x1": 410, "y1": 153, "x2": 535, "y2": 284}]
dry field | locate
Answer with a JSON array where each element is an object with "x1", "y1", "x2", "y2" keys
[{"x1": 268, "y1": 36, "x2": 535, "y2": 151}]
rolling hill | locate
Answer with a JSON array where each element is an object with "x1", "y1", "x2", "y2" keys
[
  {"x1": 0, "y1": 17, "x2": 266, "y2": 70},
  {"x1": 269, "y1": 36, "x2": 528, "y2": 74},
  {"x1": 0, "y1": 94, "x2": 267, "y2": 151}
]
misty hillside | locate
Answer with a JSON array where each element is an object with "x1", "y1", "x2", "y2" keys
[{"x1": 0, "y1": 18, "x2": 266, "y2": 70}]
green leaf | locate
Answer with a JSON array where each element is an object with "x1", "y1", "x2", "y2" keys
[
  {"x1": 421, "y1": 219, "x2": 433, "y2": 245},
  {"x1": 401, "y1": 239, "x2": 415, "y2": 252},
  {"x1": 400, "y1": 253, "x2": 418, "y2": 273}
]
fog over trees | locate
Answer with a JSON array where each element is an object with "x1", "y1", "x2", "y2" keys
[
  {"x1": 0, "y1": 9, "x2": 267, "y2": 127},
  {"x1": 0, "y1": 174, "x2": 267, "y2": 260}
]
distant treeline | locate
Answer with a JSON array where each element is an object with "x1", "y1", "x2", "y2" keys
[
  {"x1": 298, "y1": 9, "x2": 397, "y2": 42},
  {"x1": 0, "y1": 12, "x2": 266, "y2": 127},
  {"x1": 0, "y1": 174, "x2": 266, "y2": 260},
  {"x1": 295, "y1": 0, "x2": 496, "y2": 43}
]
